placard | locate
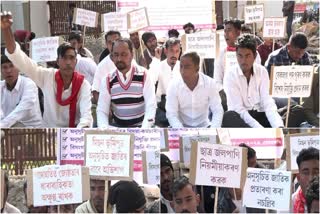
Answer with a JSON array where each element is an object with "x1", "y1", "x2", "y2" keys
[
  {"x1": 263, "y1": 17, "x2": 286, "y2": 38},
  {"x1": 127, "y1": 7, "x2": 149, "y2": 33},
  {"x1": 185, "y1": 31, "x2": 216, "y2": 58},
  {"x1": 30, "y1": 37, "x2": 60, "y2": 63},
  {"x1": 270, "y1": 65, "x2": 314, "y2": 98},
  {"x1": 160, "y1": 129, "x2": 169, "y2": 152},
  {"x1": 142, "y1": 150, "x2": 160, "y2": 185},
  {"x1": 57, "y1": 128, "x2": 84, "y2": 165},
  {"x1": 243, "y1": 168, "x2": 292, "y2": 210},
  {"x1": 286, "y1": 132, "x2": 319, "y2": 172},
  {"x1": 216, "y1": 30, "x2": 227, "y2": 60},
  {"x1": 73, "y1": 8, "x2": 99, "y2": 28},
  {"x1": 84, "y1": 130, "x2": 134, "y2": 180},
  {"x1": 27, "y1": 165, "x2": 90, "y2": 207},
  {"x1": 225, "y1": 51, "x2": 237, "y2": 73},
  {"x1": 189, "y1": 142, "x2": 247, "y2": 188},
  {"x1": 179, "y1": 135, "x2": 217, "y2": 167},
  {"x1": 244, "y1": 4, "x2": 264, "y2": 24},
  {"x1": 101, "y1": 12, "x2": 128, "y2": 32}
]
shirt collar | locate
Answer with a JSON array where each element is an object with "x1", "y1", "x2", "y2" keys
[
  {"x1": 117, "y1": 64, "x2": 134, "y2": 79},
  {"x1": 2, "y1": 75, "x2": 22, "y2": 91},
  {"x1": 236, "y1": 64, "x2": 257, "y2": 77}
]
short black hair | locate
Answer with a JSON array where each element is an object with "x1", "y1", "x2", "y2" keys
[
  {"x1": 141, "y1": 32, "x2": 156, "y2": 45},
  {"x1": 172, "y1": 176, "x2": 196, "y2": 197},
  {"x1": 168, "y1": 29, "x2": 180, "y2": 38},
  {"x1": 68, "y1": 32, "x2": 82, "y2": 43},
  {"x1": 306, "y1": 176, "x2": 319, "y2": 213},
  {"x1": 111, "y1": 38, "x2": 133, "y2": 53},
  {"x1": 105, "y1": 30, "x2": 121, "y2": 42},
  {"x1": 235, "y1": 34, "x2": 257, "y2": 55},
  {"x1": 289, "y1": 32, "x2": 308, "y2": 49},
  {"x1": 239, "y1": 143, "x2": 256, "y2": 160},
  {"x1": 183, "y1": 22, "x2": 195, "y2": 30},
  {"x1": 224, "y1": 18, "x2": 244, "y2": 31},
  {"x1": 241, "y1": 24, "x2": 252, "y2": 34},
  {"x1": 1, "y1": 55, "x2": 11, "y2": 65},
  {"x1": 296, "y1": 147, "x2": 319, "y2": 169},
  {"x1": 165, "y1": 37, "x2": 180, "y2": 49},
  {"x1": 181, "y1": 52, "x2": 200, "y2": 67},
  {"x1": 57, "y1": 42, "x2": 76, "y2": 58}
]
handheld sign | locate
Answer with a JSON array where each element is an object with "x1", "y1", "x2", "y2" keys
[
  {"x1": 263, "y1": 17, "x2": 286, "y2": 38},
  {"x1": 225, "y1": 51, "x2": 237, "y2": 73},
  {"x1": 30, "y1": 37, "x2": 60, "y2": 63},
  {"x1": 57, "y1": 128, "x2": 84, "y2": 165},
  {"x1": 127, "y1": 7, "x2": 149, "y2": 33},
  {"x1": 185, "y1": 31, "x2": 216, "y2": 58},
  {"x1": 270, "y1": 65, "x2": 314, "y2": 97},
  {"x1": 101, "y1": 12, "x2": 128, "y2": 32},
  {"x1": 189, "y1": 142, "x2": 247, "y2": 188},
  {"x1": 84, "y1": 130, "x2": 134, "y2": 180},
  {"x1": 244, "y1": 4, "x2": 264, "y2": 24},
  {"x1": 286, "y1": 132, "x2": 319, "y2": 172},
  {"x1": 73, "y1": 8, "x2": 99, "y2": 28},
  {"x1": 142, "y1": 150, "x2": 160, "y2": 185},
  {"x1": 160, "y1": 129, "x2": 169, "y2": 152},
  {"x1": 179, "y1": 135, "x2": 217, "y2": 168},
  {"x1": 243, "y1": 168, "x2": 292, "y2": 210},
  {"x1": 26, "y1": 165, "x2": 90, "y2": 207}
]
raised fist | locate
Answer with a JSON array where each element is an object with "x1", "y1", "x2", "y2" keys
[{"x1": 0, "y1": 11, "x2": 13, "y2": 30}]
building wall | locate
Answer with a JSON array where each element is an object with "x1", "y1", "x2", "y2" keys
[{"x1": 30, "y1": 1, "x2": 50, "y2": 37}]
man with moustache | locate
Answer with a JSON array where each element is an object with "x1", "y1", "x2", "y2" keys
[
  {"x1": 160, "y1": 154, "x2": 175, "y2": 213},
  {"x1": 141, "y1": 32, "x2": 158, "y2": 69},
  {"x1": 1, "y1": 11, "x2": 92, "y2": 128},
  {"x1": 129, "y1": 31, "x2": 145, "y2": 67},
  {"x1": 97, "y1": 38, "x2": 156, "y2": 128}
]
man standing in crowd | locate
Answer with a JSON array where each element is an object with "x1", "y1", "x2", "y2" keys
[
  {"x1": 293, "y1": 147, "x2": 319, "y2": 213},
  {"x1": 160, "y1": 154, "x2": 175, "y2": 213},
  {"x1": 97, "y1": 39, "x2": 156, "y2": 128},
  {"x1": 282, "y1": 1, "x2": 295, "y2": 40},
  {"x1": 68, "y1": 32, "x2": 94, "y2": 59},
  {"x1": 257, "y1": 38, "x2": 282, "y2": 66},
  {"x1": 141, "y1": 32, "x2": 158, "y2": 69},
  {"x1": 129, "y1": 31, "x2": 145, "y2": 67},
  {"x1": 222, "y1": 34, "x2": 284, "y2": 128},
  {"x1": 1, "y1": 12, "x2": 93, "y2": 127},
  {"x1": 1, "y1": 55, "x2": 42, "y2": 128},
  {"x1": 166, "y1": 52, "x2": 223, "y2": 128},
  {"x1": 306, "y1": 176, "x2": 319, "y2": 213},
  {"x1": 171, "y1": 176, "x2": 200, "y2": 213}
]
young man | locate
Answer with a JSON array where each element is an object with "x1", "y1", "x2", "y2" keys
[
  {"x1": 1, "y1": 11, "x2": 92, "y2": 127},
  {"x1": 68, "y1": 32, "x2": 94, "y2": 59},
  {"x1": 129, "y1": 31, "x2": 145, "y2": 67},
  {"x1": 306, "y1": 176, "x2": 319, "y2": 213},
  {"x1": 222, "y1": 34, "x2": 284, "y2": 128},
  {"x1": 171, "y1": 176, "x2": 200, "y2": 213},
  {"x1": 293, "y1": 147, "x2": 319, "y2": 213},
  {"x1": 141, "y1": 32, "x2": 158, "y2": 69},
  {"x1": 160, "y1": 154, "x2": 175, "y2": 213},
  {"x1": 166, "y1": 52, "x2": 223, "y2": 128},
  {"x1": 97, "y1": 39, "x2": 156, "y2": 128},
  {"x1": 1, "y1": 55, "x2": 42, "y2": 127}
]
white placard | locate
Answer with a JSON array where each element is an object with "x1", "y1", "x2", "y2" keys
[
  {"x1": 143, "y1": 150, "x2": 160, "y2": 185},
  {"x1": 102, "y1": 12, "x2": 128, "y2": 32},
  {"x1": 73, "y1": 8, "x2": 98, "y2": 28},
  {"x1": 32, "y1": 165, "x2": 82, "y2": 206},
  {"x1": 186, "y1": 31, "x2": 216, "y2": 58},
  {"x1": 85, "y1": 133, "x2": 132, "y2": 178},
  {"x1": 127, "y1": 7, "x2": 149, "y2": 33},
  {"x1": 287, "y1": 134, "x2": 319, "y2": 171},
  {"x1": 263, "y1": 17, "x2": 286, "y2": 38},
  {"x1": 244, "y1": 4, "x2": 264, "y2": 24},
  {"x1": 180, "y1": 135, "x2": 216, "y2": 167},
  {"x1": 189, "y1": 142, "x2": 246, "y2": 188},
  {"x1": 225, "y1": 51, "x2": 237, "y2": 73},
  {"x1": 31, "y1": 37, "x2": 59, "y2": 62},
  {"x1": 243, "y1": 168, "x2": 292, "y2": 210},
  {"x1": 270, "y1": 65, "x2": 314, "y2": 98}
]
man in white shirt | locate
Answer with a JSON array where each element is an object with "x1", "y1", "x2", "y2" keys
[
  {"x1": 166, "y1": 52, "x2": 223, "y2": 128},
  {"x1": 2, "y1": 11, "x2": 92, "y2": 128},
  {"x1": 1, "y1": 55, "x2": 42, "y2": 128},
  {"x1": 97, "y1": 38, "x2": 156, "y2": 128},
  {"x1": 222, "y1": 34, "x2": 284, "y2": 128},
  {"x1": 92, "y1": 30, "x2": 121, "y2": 103}
]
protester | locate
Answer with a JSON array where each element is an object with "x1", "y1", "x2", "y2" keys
[
  {"x1": 129, "y1": 31, "x2": 145, "y2": 67},
  {"x1": 306, "y1": 176, "x2": 319, "y2": 213},
  {"x1": 183, "y1": 22, "x2": 195, "y2": 34},
  {"x1": 108, "y1": 180, "x2": 146, "y2": 213},
  {"x1": 257, "y1": 38, "x2": 282, "y2": 66},
  {"x1": 282, "y1": 1, "x2": 295, "y2": 40},
  {"x1": 1, "y1": 12, "x2": 93, "y2": 127},
  {"x1": 68, "y1": 32, "x2": 94, "y2": 59},
  {"x1": 141, "y1": 32, "x2": 158, "y2": 69},
  {"x1": 1, "y1": 171, "x2": 21, "y2": 213},
  {"x1": 0, "y1": 55, "x2": 42, "y2": 128},
  {"x1": 166, "y1": 51, "x2": 223, "y2": 128},
  {"x1": 168, "y1": 29, "x2": 180, "y2": 38},
  {"x1": 97, "y1": 38, "x2": 156, "y2": 128},
  {"x1": 160, "y1": 154, "x2": 175, "y2": 213}
]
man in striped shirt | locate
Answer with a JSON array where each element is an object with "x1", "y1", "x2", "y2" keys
[{"x1": 97, "y1": 38, "x2": 157, "y2": 128}]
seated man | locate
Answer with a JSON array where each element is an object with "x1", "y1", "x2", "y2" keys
[
  {"x1": 97, "y1": 39, "x2": 156, "y2": 128},
  {"x1": 292, "y1": 147, "x2": 319, "y2": 213},
  {"x1": 306, "y1": 176, "x2": 319, "y2": 213},
  {"x1": 2, "y1": 12, "x2": 92, "y2": 127},
  {"x1": 222, "y1": 34, "x2": 284, "y2": 128},
  {"x1": 166, "y1": 51, "x2": 224, "y2": 128},
  {"x1": 108, "y1": 180, "x2": 146, "y2": 213},
  {"x1": 1, "y1": 55, "x2": 42, "y2": 127},
  {"x1": 171, "y1": 176, "x2": 200, "y2": 213},
  {"x1": 160, "y1": 154, "x2": 175, "y2": 213},
  {"x1": 75, "y1": 179, "x2": 105, "y2": 213}
]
